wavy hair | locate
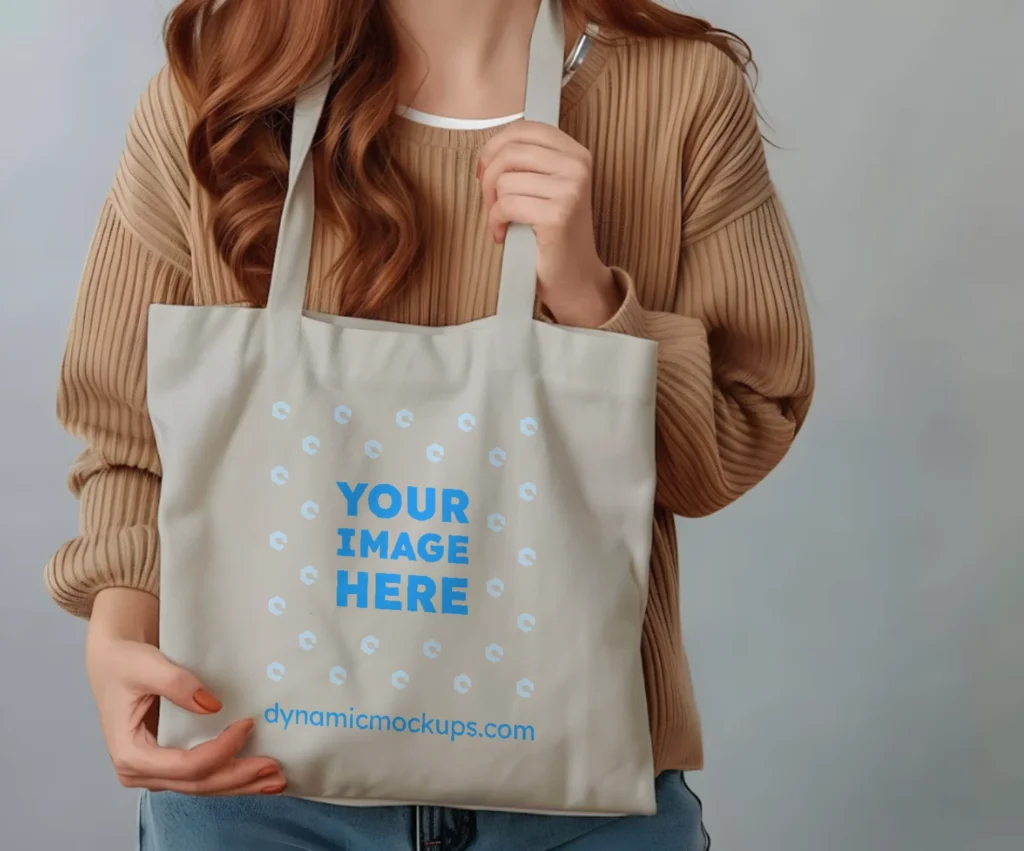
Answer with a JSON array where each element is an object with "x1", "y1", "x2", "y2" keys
[{"x1": 165, "y1": 0, "x2": 752, "y2": 316}]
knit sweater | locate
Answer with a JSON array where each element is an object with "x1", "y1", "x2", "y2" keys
[{"x1": 46, "y1": 35, "x2": 813, "y2": 773}]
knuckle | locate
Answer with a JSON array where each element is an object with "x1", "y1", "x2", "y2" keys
[
  {"x1": 110, "y1": 751, "x2": 134, "y2": 776},
  {"x1": 116, "y1": 771, "x2": 138, "y2": 788},
  {"x1": 162, "y1": 667, "x2": 194, "y2": 696}
]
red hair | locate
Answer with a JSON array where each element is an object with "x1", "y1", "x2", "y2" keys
[{"x1": 165, "y1": 1, "x2": 751, "y2": 317}]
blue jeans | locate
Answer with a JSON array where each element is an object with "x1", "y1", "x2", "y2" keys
[{"x1": 139, "y1": 771, "x2": 709, "y2": 850}]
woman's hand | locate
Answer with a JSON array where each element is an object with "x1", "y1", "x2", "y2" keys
[
  {"x1": 478, "y1": 121, "x2": 621, "y2": 328},
  {"x1": 86, "y1": 588, "x2": 285, "y2": 796}
]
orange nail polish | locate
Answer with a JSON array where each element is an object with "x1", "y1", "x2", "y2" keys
[
  {"x1": 256, "y1": 766, "x2": 278, "y2": 779},
  {"x1": 261, "y1": 783, "x2": 287, "y2": 795},
  {"x1": 193, "y1": 688, "x2": 222, "y2": 713}
]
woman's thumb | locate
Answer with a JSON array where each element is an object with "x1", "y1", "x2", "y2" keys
[{"x1": 127, "y1": 643, "x2": 223, "y2": 715}]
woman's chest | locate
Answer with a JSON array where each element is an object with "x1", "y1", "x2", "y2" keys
[
  {"x1": 188, "y1": 124, "x2": 684, "y2": 323},
  {"x1": 309, "y1": 146, "x2": 507, "y2": 326}
]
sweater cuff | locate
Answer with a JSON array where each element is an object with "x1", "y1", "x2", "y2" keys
[
  {"x1": 599, "y1": 267, "x2": 649, "y2": 339},
  {"x1": 45, "y1": 467, "x2": 160, "y2": 619}
]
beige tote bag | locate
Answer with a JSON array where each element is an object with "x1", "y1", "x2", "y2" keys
[{"x1": 152, "y1": 0, "x2": 658, "y2": 815}]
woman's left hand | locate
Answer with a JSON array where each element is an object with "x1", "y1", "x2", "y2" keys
[{"x1": 478, "y1": 121, "x2": 622, "y2": 328}]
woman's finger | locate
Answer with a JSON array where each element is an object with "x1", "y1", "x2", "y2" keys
[
  {"x1": 479, "y1": 119, "x2": 577, "y2": 164},
  {"x1": 206, "y1": 774, "x2": 288, "y2": 798},
  {"x1": 120, "y1": 642, "x2": 223, "y2": 717},
  {"x1": 485, "y1": 170, "x2": 561, "y2": 209},
  {"x1": 124, "y1": 757, "x2": 285, "y2": 796},
  {"x1": 182, "y1": 761, "x2": 286, "y2": 797},
  {"x1": 488, "y1": 194, "x2": 565, "y2": 243},
  {"x1": 113, "y1": 717, "x2": 257, "y2": 783},
  {"x1": 480, "y1": 141, "x2": 566, "y2": 194}
]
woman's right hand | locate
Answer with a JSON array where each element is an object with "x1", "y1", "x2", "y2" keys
[{"x1": 86, "y1": 588, "x2": 286, "y2": 796}]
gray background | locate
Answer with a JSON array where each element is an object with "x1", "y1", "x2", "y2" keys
[{"x1": 1, "y1": 0, "x2": 1021, "y2": 848}]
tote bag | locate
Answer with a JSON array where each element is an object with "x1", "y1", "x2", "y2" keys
[{"x1": 152, "y1": 0, "x2": 658, "y2": 815}]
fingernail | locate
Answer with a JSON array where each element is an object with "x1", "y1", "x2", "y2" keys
[
  {"x1": 261, "y1": 783, "x2": 287, "y2": 795},
  {"x1": 256, "y1": 766, "x2": 278, "y2": 779},
  {"x1": 192, "y1": 688, "x2": 222, "y2": 713},
  {"x1": 239, "y1": 718, "x2": 256, "y2": 734}
]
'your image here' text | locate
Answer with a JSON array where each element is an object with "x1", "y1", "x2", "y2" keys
[{"x1": 335, "y1": 482, "x2": 471, "y2": 616}]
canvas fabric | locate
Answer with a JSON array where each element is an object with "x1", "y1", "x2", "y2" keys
[{"x1": 152, "y1": 0, "x2": 659, "y2": 815}]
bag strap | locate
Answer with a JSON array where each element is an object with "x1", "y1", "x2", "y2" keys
[
  {"x1": 494, "y1": 0, "x2": 564, "y2": 325},
  {"x1": 265, "y1": 58, "x2": 332, "y2": 320}
]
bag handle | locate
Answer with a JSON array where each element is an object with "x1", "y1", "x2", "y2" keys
[
  {"x1": 266, "y1": 0, "x2": 564, "y2": 335},
  {"x1": 265, "y1": 59, "x2": 333, "y2": 322},
  {"x1": 493, "y1": 0, "x2": 564, "y2": 325}
]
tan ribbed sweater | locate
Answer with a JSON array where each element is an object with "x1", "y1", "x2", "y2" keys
[{"x1": 47, "y1": 35, "x2": 813, "y2": 773}]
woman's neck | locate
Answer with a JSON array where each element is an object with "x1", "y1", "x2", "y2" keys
[{"x1": 388, "y1": 0, "x2": 574, "y2": 120}]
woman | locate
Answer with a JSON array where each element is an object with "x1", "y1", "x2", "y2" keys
[{"x1": 48, "y1": 0, "x2": 813, "y2": 847}]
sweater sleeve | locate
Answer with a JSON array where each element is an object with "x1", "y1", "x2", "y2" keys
[
  {"x1": 45, "y1": 68, "x2": 193, "y2": 617},
  {"x1": 601, "y1": 48, "x2": 814, "y2": 518}
]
